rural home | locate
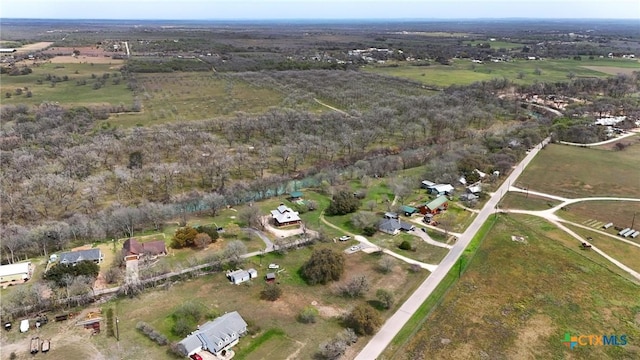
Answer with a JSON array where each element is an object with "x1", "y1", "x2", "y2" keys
[
  {"x1": 58, "y1": 249, "x2": 104, "y2": 265},
  {"x1": 0, "y1": 262, "x2": 32, "y2": 286},
  {"x1": 379, "y1": 218, "x2": 415, "y2": 235},
  {"x1": 176, "y1": 311, "x2": 248, "y2": 358},
  {"x1": 270, "y1": 204, "x2": 301, "y2": 227},
  {"x1": 467, "y1": 183, "x2": 482, "y2": 195},
  {"x1": 419, "y1": 195, "x2": 449, "y2": 215},
  {"x1": 460, "y1": 193, "x2": 479, "y2": 202},
  {"x1": 227, "y1": 268, "x2": 258, "y2": 285},
  {"x1": 424, "y1": 183, "x2": 454, "y2": 196},
  {"x1": 122, "y1": 238, "x2": 167, "y2": 261},
  {"x1": 420, "y1": 180, "x2": 436, "y2": 189}
]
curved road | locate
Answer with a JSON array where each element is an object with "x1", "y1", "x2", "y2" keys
[
  {"x1": 354, "y1": 137, "x2": 551, "y2": 360},
  {"x1": 559, "y1": 129, "x2": 638, "y2": 147}
]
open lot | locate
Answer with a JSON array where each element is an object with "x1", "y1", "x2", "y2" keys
[
  {"x1": 365, "y1": 58, "x2": 640, "y2": 87},
  {"x1": 110, "y1": 72, "x2": 288, "y2": 126},
  {"x1": 564, "y1": 224, "x2": 640, "y2": 273},
  {"x1": 0, "y1": 61, "x2": 132, "y2": 107},
  {"x1": 394, "y1": 214, "x2": 640, "y2": 359},
  {"x1": 515, "y1": 143, "x2": 640, "y2": 198},
  {"x1": 500, "y1": 192, "x2": 561, "y2": 211},
  {"x1": 557, "y1": 200, "x2": 640, "y2": 235},
  {"x1": 14, "y1": 41, "x2": 54, "y2": 53}
]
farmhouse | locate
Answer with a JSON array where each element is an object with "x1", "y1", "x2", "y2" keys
[
  {"x1": 176, "y1": 311, "x2": 248, "y2": 358},
  {"x1": 426, "y1": 184, "x2": 455, "y2": 196},
  {"x1": 270, "y1": 204, "x2": 301, "y2": 227},
  {"x1": 58, "y1": 249, "x2": 104, "y2": 265},
  {"x1": 227, "y1": 268, "x2": 258, "y2": 285},
  {"x1": 419, "y1": 195, "x2": 449, "y2": 215},
  {"x1": 0, "y1": 262, "x2": 32, "y2": 286},
  {"x1": 122, "y1": 238, "x2": 167, "y2": 261},
  {"x1": 379, "y1": 218, "x2": 415, "y2": 235}
]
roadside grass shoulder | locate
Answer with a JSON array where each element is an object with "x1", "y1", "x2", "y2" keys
[
  {"x1": 500, "y1": 192, "x2": 561, "y2": 211},
  {"x1": 381, "y1": 216, "x2": 497, "y2": 358}
]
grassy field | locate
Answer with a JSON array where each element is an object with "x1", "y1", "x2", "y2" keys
[
  {"x1": 515, "y1": 143, "x2": 640, "y2": 198},
  {"x1": 365, "y1": 58, "x2": 640, "y2": 87},
  {"x1": 463, "y1": 40, "x2": 525, "y2": 50},
  {"x1": 500, "y1": 192, "x2": 561, "y2": 211},
  {"x1": 109, "y1": 72, "x2": 290, "y2": 126},
  {"x1": 557, "y1": 200, "x2": 640, "y2": 234},
  {"x1": 0, "y1": 62, "x2": 132, "y2": 107},
  {"x1": 389, "y1": 214, "x2": 640, "y2": 360},
  {"x1": 371, "y1": 232, "x2": 450, "y2": 265},
  {"x1": 564, "y1": 224, "x2": 640, "y2": 273}
]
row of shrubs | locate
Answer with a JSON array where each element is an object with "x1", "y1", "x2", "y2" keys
[{"x1": 136, "y1": 321, "x2": 169, "y2": 346}]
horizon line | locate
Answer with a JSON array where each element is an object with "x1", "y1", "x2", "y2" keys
[{"x1": 1, "y1": 17, "x2": 638, "y2": 21}]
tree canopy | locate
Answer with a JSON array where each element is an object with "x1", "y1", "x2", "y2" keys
[
  {"x1": 326, "y1": 190, "x2": 360, "y2": 216},
  {"x1": 300, "y1": 248, "x2": 345, "y2": 285}
]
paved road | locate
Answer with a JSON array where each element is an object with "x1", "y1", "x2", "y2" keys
[
  {"x1": 559, "y1": 129, "x2": 638, "y2": 147},
  {"x1": 354, "y1": 137, "x2": 550, "y2": 360}
]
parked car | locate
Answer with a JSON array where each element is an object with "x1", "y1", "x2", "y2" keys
[
  {"x1": 339, "y1": 235, "x2": 351, "y2": 241},
  {"x1": 350, "y1": 245, "x2": 360, "y2": 252},
  {"x1": 19, "y1": 319, "x2": 29, "y2": 333},
  {"x1": 190, "y1": 354, "x2": 203, "y2": 360},
  {"x1": 268, "y1": 263, "x2": 280, "y2": 269}
]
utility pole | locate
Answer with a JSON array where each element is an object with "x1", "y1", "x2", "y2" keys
[
  {"x1": 115, "y1": 317, "x2": 120, "y2": 341},
  {"x1": 632, "y1": 212, "x2": 637, "y2": 229}
]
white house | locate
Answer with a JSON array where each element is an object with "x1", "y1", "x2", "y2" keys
[
  {"x1": 227, "y1": 269, "x2": 258, "y2": 285},
  {"x1": 270, "y1": 204, "x2": 301, "y2": 227}
]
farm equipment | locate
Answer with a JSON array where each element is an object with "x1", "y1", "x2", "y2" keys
[{"x1": 55, "y1": 313, "x2": 72, "y2": 322}]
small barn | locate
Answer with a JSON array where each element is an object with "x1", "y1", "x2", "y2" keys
[{"x1": 0, "y1": 262, "x2": 32, "y2": 286}]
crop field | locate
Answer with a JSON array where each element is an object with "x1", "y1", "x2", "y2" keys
[
  {"x1": 88, "y1": 243, "x2": 427, "y2": 360},
  {"x1": 0, "y1": 61, "x2": 132, "y2": 107},
  {"x1": 393, "y1": 214, "x2": 640, "y2": 360},
  {"x1": 110, "y1": 72, "x2": 291, "y2": 126},
  {"x1": 365, "y1": 58, "x2": 640, "y2": 87},
  {"x1": 515, "y1": 143, "x2": 640, "y2": 198}
]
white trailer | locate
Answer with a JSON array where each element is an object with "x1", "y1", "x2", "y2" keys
[
  {"x1": 618, "y1": 228, "x2": 630, "y2": 236},
  {"x1": 19, "y1": 319, "x2": 29, "y2": 333}
]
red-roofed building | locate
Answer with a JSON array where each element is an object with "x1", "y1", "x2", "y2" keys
[{"x1": 123, "y1": 239, "x2": 167, "y2": 261}]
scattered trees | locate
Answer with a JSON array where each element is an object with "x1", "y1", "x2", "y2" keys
[
  {"x1": 301, "y1": 249, "x2": 345, "y2": 285},
  {"x1": 338, "y1": 275, "x2": 370, "y2": 298},
  {"x1": 170, "y1": 226, "x2": 198, "y2": 249},
  {"x1": 376, "y1": 289, "x2": 394, "y2": 309},
  {"x1": 298, "y1": 306, "x2": 319, "y2": 324},
  {"x1": 44, "y1": 260, "x2": 99, "y2": 287}
]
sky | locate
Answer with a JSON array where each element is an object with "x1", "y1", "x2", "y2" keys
[{"x1": 1, "y1": 0, "x2": 639, "y2": 20}]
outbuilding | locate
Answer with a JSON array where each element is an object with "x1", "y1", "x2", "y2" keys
[{"x1": 0, "y1": 262, "x2": 32, "y2": 286}]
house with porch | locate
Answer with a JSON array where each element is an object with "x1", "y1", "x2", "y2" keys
[
  {"x1": 58, "y1": 249, "x2": 104, "y2": 265},
  {"x1": 419, "y1": 195, "x2": 449, "y2": 215},
  {"x1": 123, "y1": 238, "x2": 167, "y2": 261},
  {"x1": 379, "y1": 218, "x2": 415, "y2": 235},
  {"x1": 270, "y1": 204, "x2": 301, "y2": 227},
  {"x1": 176, "y1": 311, "x2": 248, "y2": 358}
]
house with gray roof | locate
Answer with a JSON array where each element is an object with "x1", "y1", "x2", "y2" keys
[
  {"x1": 379, "y1": 218, "x2": 414, "y2": 235},
  {"x1": 176, "y1": 311, "x2": 248, "y2": 357},
  {"x1": 58, "y1": 249, "x2": 103, "y2": 265},
  {"x1": 270, "y1": 204, "x2": 301, "y2": 227}
]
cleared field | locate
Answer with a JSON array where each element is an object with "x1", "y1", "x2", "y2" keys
[
  {"x1": 395, "y1": 214, "x2": 640, "y2": 359},
  {"x1": 582, "y1": 65, "x2": 640, "y2": 76},
  {"x1": 564, "y1": 224, "x2": 640, "y2": 273},
  {"x1": 463, "y1": 40, "x2": 525, "y2": 49},
  {"x1": 365, "y1": 58, "x2": 640, "y2": 87},
  {"x1": 110, "y1": 72, "x2": 287, "y2": 126},
  {"x1": 0, "y1": 62, "x2": 132, "y2": 107},
  {"x1": 14, "y1": 41, "x2": 54, "y2": 53},
  {"x1": 48, "y1": 56, "x2": 125, "y2": 64},
  {"x1": 558, "y1": 200, "x2": 640, "y2": 234},
  {"x1": 515, "y1": 143, "x2": 640, "y2": 198}
]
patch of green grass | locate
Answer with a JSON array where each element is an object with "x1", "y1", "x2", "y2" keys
[
  {"x1": 1, "y1": 62, "x2": 133, "y2": 106},
  {"x1": 500, "y1": 192, "x2": 561, "y2": 211},
  {"x1": 563, "y1": 224, "x2": 640, "y2": 273},
  {"x1": 516, "y1": 143, "x2": 640, "y2": 198},
  {"x1": 108, "y1": 72, "x2": 290, "y2": 126},
  {"x1": 556, "y1": 200, "x2": 640, "y2": 233},
  {"x1": 365, "y1": 58, "x2": 640, "y2": 87},
  {"x1": 235, "y1": 328, "x2": 287, "y2": 359}
]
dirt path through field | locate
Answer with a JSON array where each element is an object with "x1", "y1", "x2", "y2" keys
[
  {"x1": 582, "y1": 65, "x2": 640, "y2": 76},
  {"x1": 14, "y1": 42, "x2": 54, "y2": 53}
]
